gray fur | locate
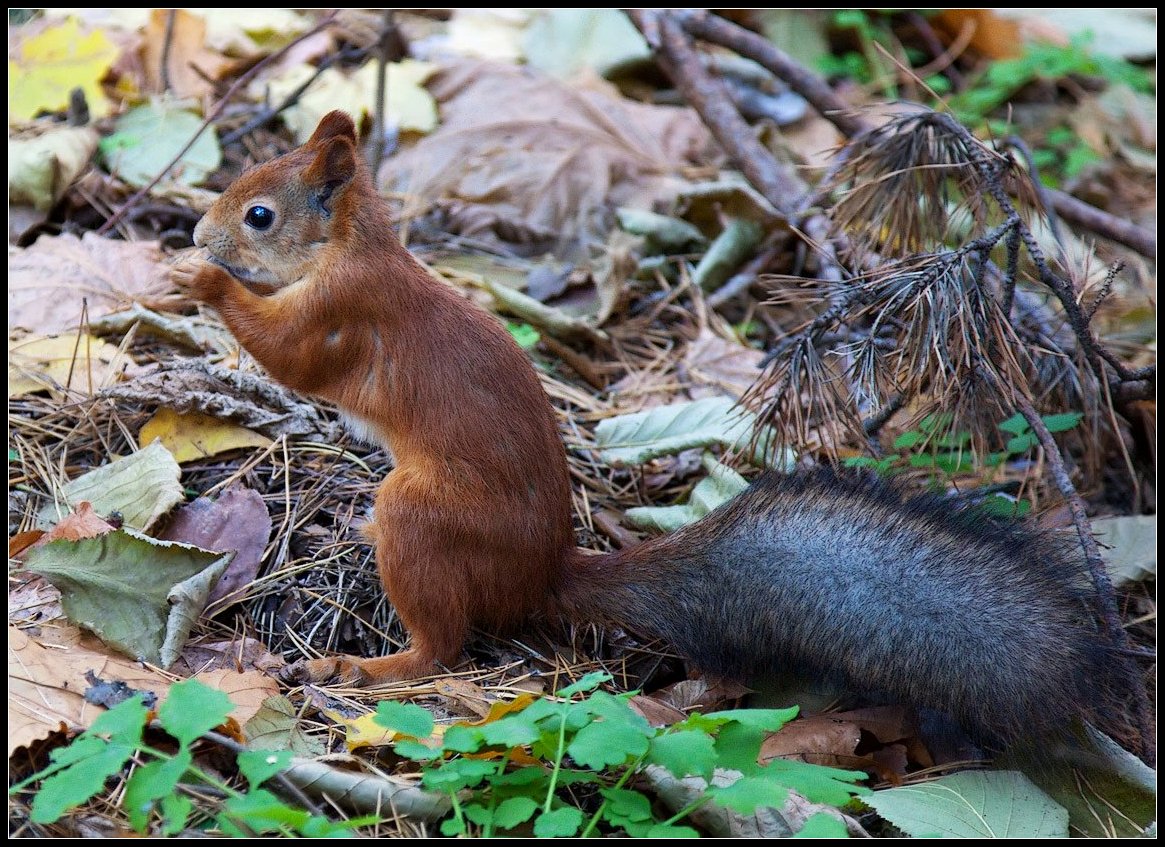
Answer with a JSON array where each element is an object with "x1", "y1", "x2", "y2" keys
[{"x1": 576, "y1": 470, "x2": 1109, "y2": 743}]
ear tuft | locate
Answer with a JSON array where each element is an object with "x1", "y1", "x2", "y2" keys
[
  {"x1": 304, "y1": 111, "x2": 357, "y2": 149},
  {"x1": 303, "y1": 136, "x2": 358, "y2": 210}
]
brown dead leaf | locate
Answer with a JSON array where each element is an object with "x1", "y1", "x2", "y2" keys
[
  {"x1": 158, "y1": 486, "x2": 272, "y2": 607},
  {"x1": 9, "y1": 530, "x2": 45, "y2": 559},
  {"x1": 8, "y1": 625, "x2": 172, "y2": 756},
  {"x1": 651, "y1": 677, "x2": 752, "y2": 713},
  {"x1": 36, "y1": 501, "x2": 117, "y2": 544},
  {"x1": 629, "y1": 693, "x2": 687, "y2": 727},
  {"x1": 760, "y1": 714, "x2": 862, "y2": 768},
  {"x1": 683, "y1": 328, "x2": 765, "y2": 400},
  {"x1": 192, "y1": 668, "x2": 281, "y2": 727},
  {"x1": 143, "y1": 9, "x2": 231, "y2": 98},
  {"x1": 8, "y1": 570, "x2": 63, "y2": 626},
  {"x1": 933, "y1": 10, "x2": 1023, "y2": 60},
  {"x1": 173, "y1": 637, "x2": 284, "y2": 677},
  {"x1": 8, "y1": 232, "x2": 179, "y2": 334},
  {"x1": 433, "y1": 677, "x2": 493, "y2": 719},
  {"x1": 384, "y1": 60, "x2": 714, "y2": 255}
]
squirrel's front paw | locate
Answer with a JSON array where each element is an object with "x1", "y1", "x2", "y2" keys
[{"x1": 171, "y1": 251, "x2": 230, "y2": 304}]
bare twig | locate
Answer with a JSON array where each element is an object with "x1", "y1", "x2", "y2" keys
[
  {"x1": 627, "y1": 9, "x2": 802, "y2": 217},
  {"x1": 1044, "y1": 187, "x2": 1156, "y2": 259},
  {"x1": 159, "y1": 10, "x2": 177, "y2": 94},
  {"x1": 97, "y1": 11, "x2": 339, "y2": 236},
  {"x1": 978, "y1": 367, "x2": 1155, "y2": 764},
  {"x1": 368, "y1": 9, "x2": 395, "y2": 175},
  {"x1": 676, "y1": 9, "x2": 871, "y2": 139}
]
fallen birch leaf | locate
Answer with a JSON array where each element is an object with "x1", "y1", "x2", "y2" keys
[
  {"x1": 36, "y1": 439, "x2": 183, "y2": 532},
  {"x1": 100, "y1": 102, "x2": 223, "y2": 188},
  {"x1": 243, "y1": 695, "x2": 326, "y2": 756},
  {"x1": 22, "y1": 530, "x2": 231, "y2": 667},
  {"x1": 624, "y1": 454, "x2": 748, "y2": 533},
  {"x1": 192, "y1": 669, "x2": 280, "y2": 727},
  {"x1": 139, "y1": 407, "x2": 272, "y2": 465}
]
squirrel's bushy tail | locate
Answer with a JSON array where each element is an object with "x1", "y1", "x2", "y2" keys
[{"x1": 560, "y1": 470, "x2": 1113, "y2": 744}]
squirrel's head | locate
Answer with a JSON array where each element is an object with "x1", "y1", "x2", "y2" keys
[{"x1": 194, "y1": 110, "x2": 364, "y2": 291}]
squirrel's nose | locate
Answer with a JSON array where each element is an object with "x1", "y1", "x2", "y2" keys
[{"x1": 192, "y1": 216, "x2": 208, "y2": 249}]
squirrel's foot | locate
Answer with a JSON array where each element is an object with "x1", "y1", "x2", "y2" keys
[
  {"x1": 279, "y1": 656, "x2": 369, "y2": 686},
  {"x1": 278, "y1": 650, "x2": 446, "y2": 687}
]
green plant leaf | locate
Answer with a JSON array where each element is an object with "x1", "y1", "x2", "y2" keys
[
  {"x1": 759, "y1": 759, "x2": 870, "y2": 806},
  {"x1": 795, "y1": 812, "x2": 848, "y2": 837},
  {"x1": 892, "y1": 431, "x2": 924, "y2": 450},
  {"x1": 374, "y1": 701, "x2": 435, "y2": 739},
  {"x1": 124, "y1": 748, "x2": 192, "y2": 832},
  {"x1": 556, "y1": 670, "x2": 612, "y2": 698},
  {"x1": 218, "y1": 788, "x2": 311, "y2": 836},
  {"x1": 646, "y1": 823, "x2": 701, "y2": 837},
  {"x1": 159, "y1": 793, "x2": 194, "y2": 837},
  {"x1": 1041, "y1": 412, "x2": 1084, "y2": 433},
  {"x1": 647, "y1": 729, "x2": 717, "y2": 780},
  {"x1": 422, "y1": 759, "x2": 500, "y2": 792},
  {"x1": 601, "y1": 787, "x2": 654, "y2": 823},
  {"x1": 533, "y1": 806, "x2": 584, "y2": 838},
  {"x1": 159, "y1": 678, "x2": 234, "y2": 746},
  {"x1": 997, "y1": 413, "x2": 1029, "y2": 435},
  {"x1": 494, "y1": 796, "x2": 540, "y2": 829},
  {"x1": 30, "y1": 742, "x2": 138, "y2": 824},
  {"x1": 506, "y1": 321, "x2": 540, "y2": 350},
  {"x1": 567, "y1": 720, "x2": 651, "y2": 770},
  {"x1": 237, "y1": 749, "x2": 293, "y2": 789},
  {"x1": 1006, "y1": 433, "x2": 1039, "y2": 453},
  {"x1": 709, "y1": 775, "x2": 790, "y2": 815},
  {"x1": 864, "y1": 770, "x2": 1068, "y2": 838}
]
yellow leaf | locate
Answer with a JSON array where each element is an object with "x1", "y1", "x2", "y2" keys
[
  {"x1": 8, "y1": 333, "x2": 132, "y2": 398},
  {"x1": 468, "y1": 693, "x2": 538, "y2": 726},
  {"x1": 266, "y1": 60, "x2": 438, "y2": 144},
  {"x1": 138, "y1": 408, "x2": 271, "y2": 464},
  {"x1": 342, "y1": 710, "x2": 449, "y2": 752},
  {"x1": 9, "y1": 17, "x2": 120, "y2": 121}
]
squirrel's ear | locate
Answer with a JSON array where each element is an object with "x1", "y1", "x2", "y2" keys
[
  {"x1": 303, "y1": 136, "x2": 358, "y2": 211},
  {"x1": 304, "y1": 111, "x2": 357, "y2": 149}
]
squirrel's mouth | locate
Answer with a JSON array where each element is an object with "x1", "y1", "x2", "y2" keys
[{"x1": 208, "y1": 255, "x2": 280, "y2": 289}]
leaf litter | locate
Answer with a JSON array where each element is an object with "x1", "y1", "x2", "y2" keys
[{"x1": 7, "y1": 7, "x2": 1156, "y2": 839}]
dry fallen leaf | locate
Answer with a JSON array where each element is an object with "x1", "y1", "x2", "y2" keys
[
  {"x1": 139, "y1": 407, "x2": 273, "y2": 465},
  {"x1": 142, "y1": 9, "x2": 231, "y2": 98},
  {"x1": 383, "y1": 60, "x2": 714, "y2": 255},
  {"x1": 191, "y1": 668, "x2": 281, "y2": 727},
  {"x1": 158, "y1": 486, "x2": 273, "y2": 607},
  {"x1": 8, "y1": 625, "x2": 172, "y2": 757},
  {"x1": 8, "y1": 232, "x2": 179, "y2": 334},
  {"x1": 8, "y1": 333, "x2": 141, "y2": 399}
]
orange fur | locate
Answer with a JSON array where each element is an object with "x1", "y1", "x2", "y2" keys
[{"x1": 179, "y1": 112, "x2": 574, "y2": 683}]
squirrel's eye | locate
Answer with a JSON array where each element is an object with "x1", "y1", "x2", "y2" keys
[{"x1": 244, "y1": 205, "x2": 275, "y2": 230}]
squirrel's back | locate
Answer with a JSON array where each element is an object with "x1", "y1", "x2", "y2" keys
[{"x1": 562, "y1": 469, "x2": 1110, "y2": 743}]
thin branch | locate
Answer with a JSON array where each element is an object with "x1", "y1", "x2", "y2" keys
[
  {"x1": 978, "y1": 365, "x2": 1155, "y2": 764},
  {"x1": 676, "y1": 9, "x2": 871, "y2": 139},
  {"x1": 368, "y1": 9, "x2": 396, "y2": 175},
  {"x1": 627, "y1": 9, "x2": 802, "y2": 217}
]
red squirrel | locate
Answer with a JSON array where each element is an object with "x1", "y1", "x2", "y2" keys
[{"x1": 176, "y1": 111, "x2": 1113, "y2": 744}]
